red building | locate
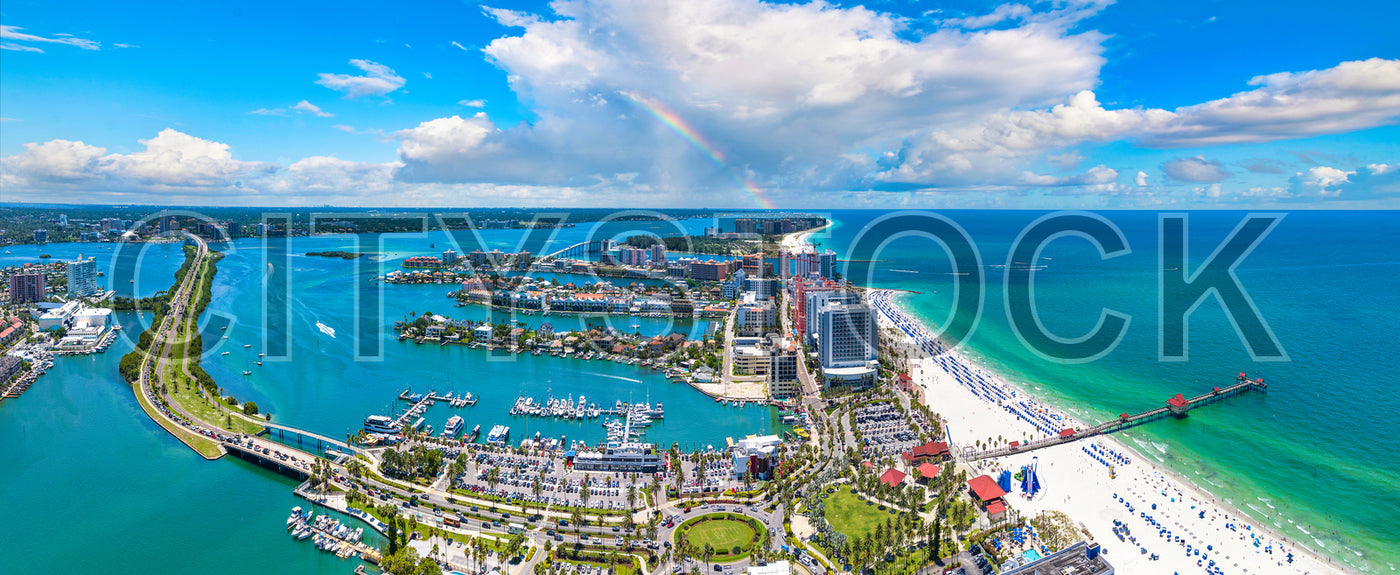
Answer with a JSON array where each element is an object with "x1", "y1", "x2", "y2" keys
[
  {"x1": 967, "y1": 474, "x2": 1009, "y2": 520},
  {"x1": 879, "y1": 468, "x2": 907, "y2": 489},
  {"x1": 902, "y1": 440, "x2": 951, "y2": 464},
  {"x1": 916, "y1": 463, "x2": 942, "y2": 484}
]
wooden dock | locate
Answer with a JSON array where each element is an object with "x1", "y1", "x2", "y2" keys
[{"x1": 963, "y1": 373, "x2": 1268, "y2": 462}]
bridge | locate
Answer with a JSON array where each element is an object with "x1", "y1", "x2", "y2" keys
[
  {"x1": 541, "y1": 239, "x2": 613, "y2": 261},
  {"x1": 223, "y1": 437, "x2": 314, "y2": 480},
  {"x1": 260, "y1": 422, "x2": 365, "y2": 459},
  {"x1": 962, "y1": 373, "x2": 1268, "y2": 462}
]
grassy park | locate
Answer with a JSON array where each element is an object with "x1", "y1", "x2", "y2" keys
[{"x1": 824, "y1": 487, "x2": 889, "y2": 541}]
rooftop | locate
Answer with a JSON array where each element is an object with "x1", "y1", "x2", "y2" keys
[
  {"x1": 999, "y1": 541, "x2": 1114, "y2": 575},
  {"x1": 967, "y1": 474, "x2": 1008, "y2": 502}
]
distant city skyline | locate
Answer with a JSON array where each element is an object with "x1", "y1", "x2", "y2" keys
[{"x1": 1, "y1": 0, "x2": 1397, "y2": 209}]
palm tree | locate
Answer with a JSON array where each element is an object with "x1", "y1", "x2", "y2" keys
[
  {"x1": 531, "y1": 471, "x2": 544, "y2": 514},
  {"x1": 571, "y1": 507, "x2": 585, "y2": 540}
]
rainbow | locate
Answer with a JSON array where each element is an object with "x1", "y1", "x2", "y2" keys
[
  {"x1": 624, "y1": 92, "x2": 725, "y2": 165},
  {"x1": 625, "y1": 91, "x2": 775, "y2": 208}
]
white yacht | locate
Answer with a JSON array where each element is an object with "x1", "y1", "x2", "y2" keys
[
  {"x1": 442, "y1": 415, "x2": 464, "y2": 437},
  {"x1": 486, "y1": 424, "x2": 510, "y2": 445},
  {"x1": 363, "y1": 415, "x2": 401, "y2": 434}
]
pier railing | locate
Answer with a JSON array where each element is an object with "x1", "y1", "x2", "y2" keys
[{"x1": 961, "y1": 376, "x2": 1267, "y2": 462}]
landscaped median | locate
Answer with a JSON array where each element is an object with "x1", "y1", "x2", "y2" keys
[
  {"x1": 131, "y1": 373, "x2": 225, "y2": 459},
  {"x1": 673, "y1": 512, "x2": 768, "y2": 563}
]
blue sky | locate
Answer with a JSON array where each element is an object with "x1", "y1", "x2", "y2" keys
[{"x1": 1, "y1": 0, "x2": 1397, "y2": 208}]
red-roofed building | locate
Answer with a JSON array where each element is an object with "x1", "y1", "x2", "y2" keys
[
  {"x1": 916, "y1": 463, "x2": 941, "y2": 483},
  {"x1": 879, "y1": 468, "x2": 907, "y2": 489},
  {"x1": 861, "y1": 461, "x2": 874, "y2": 469},
  {"x1": 1167, "y1": 393, "x2": 1190, "y2": 416},
  {"x1": 896, "y1": 372, "x2": 914, "y2": 392},
  {"x1": 967, "y1": 475, "x2": 1009, "y2": 520},
  {"x1": 967, "y1": 475, "x2": 1008, "y2": 502},
  {"x1": 902, "y1": 440, "x2": 951, "y2": 464},
  {"x1": 985, "y1": 500, "x2": 1007, "y2": 520},
  {"x1": 1058, "y1": 428, "x2": 1076, "y2": 438}
]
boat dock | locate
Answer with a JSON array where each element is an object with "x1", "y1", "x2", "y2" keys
[
  {"x1": 963, "y1": 374, "x2": 1268, "y2": 462},
  {"x1": 507, "y1": 394, "x2": 664, "y2": 421},
  {"x1": 285, "y1": 504, "x2": 381, "y2": 563}
]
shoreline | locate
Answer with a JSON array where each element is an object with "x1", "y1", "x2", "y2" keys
[
  {"x1": 872, "y1": 289, "x2": 1352, "y2": 574},
  {"x1": 779, "y1": 221, "x2": 834, "y2": 251},
  {"x1": 776, "y1": 223, "x2": 1353, "y2": 574}
]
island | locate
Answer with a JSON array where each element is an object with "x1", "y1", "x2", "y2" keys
[{"x1": 306, "y1": 250, "x2": 372, "y2": 260}]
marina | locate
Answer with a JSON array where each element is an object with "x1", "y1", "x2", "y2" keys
[
  {"x1": 285, "y1": 506, "x2": 380, "y2": 563},
  {"x1": 506, "y1": 393, "x2": 664, "y2": 421}
]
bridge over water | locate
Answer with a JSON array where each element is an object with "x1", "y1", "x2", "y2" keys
[{"x1": 259, "y1": 422, "x2": 365, "y2": 460}]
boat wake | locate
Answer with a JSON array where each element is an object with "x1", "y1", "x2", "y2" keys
[
  {"x1": 585, "y1": 372, "x2": 641, "y2": 383},
  {"x1": 316, "y1": 321, "x2": 336, "y2": 338}
]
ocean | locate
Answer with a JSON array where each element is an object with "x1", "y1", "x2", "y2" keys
[
  {"x1": 1, "y1": 210, "x2": 1395, "y2": 573},
  {"x1": 816, "y1": 210, "x2": 1400, "y2": 574}
]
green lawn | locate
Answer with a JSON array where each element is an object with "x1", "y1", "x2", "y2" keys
[
  {"x1": 824, "y1": 488, "x2": 887, "y2": 542},
  {"x1": 687, "y1": 518, "x2": 754, "y2": 551},
  {"x1": 678, "y1": 514, "x2": 762, "y2": 560}
]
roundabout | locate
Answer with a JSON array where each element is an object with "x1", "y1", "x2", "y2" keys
[{"x1": 674, "y1": 512, "x2": 768, "y2": 563}]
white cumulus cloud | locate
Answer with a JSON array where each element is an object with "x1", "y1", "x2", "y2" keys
[{"x1": 316, "y1": 59, "x2": 406, "y2": 98}]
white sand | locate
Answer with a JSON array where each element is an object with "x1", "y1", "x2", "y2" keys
[
  {"x1": 875, "y1": 303, "x2": 1349, "y2": 575},
  {"x1": 780, "y1": 222, "x2": 833, "y2": 251}
]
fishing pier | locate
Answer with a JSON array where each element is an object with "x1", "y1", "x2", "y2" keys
[{"x1": 964, "y1": 373, "x2": 1268, "y2": 462}]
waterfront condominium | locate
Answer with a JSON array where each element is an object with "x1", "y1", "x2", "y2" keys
[
  {"x1": 8, "y1": 272, "x2": 47, "y2": 303},
  {"x1": 816, "y1": 301, "x2": 879, "y2": 383},
  {"x1": 67, "y1": 255, "x2": 101, "y2": 298}
]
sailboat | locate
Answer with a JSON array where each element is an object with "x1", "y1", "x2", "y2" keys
[{"x1": 243, "y1": 358, "x2": 252, "y2": 376}]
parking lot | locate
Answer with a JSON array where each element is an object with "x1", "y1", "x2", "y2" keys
[
  {"x1": 852, "y1": 402, "x2": 922, "y2": 459},
  {"x1": 459, "y1": 450, "x2": 653, "y2": 511}
]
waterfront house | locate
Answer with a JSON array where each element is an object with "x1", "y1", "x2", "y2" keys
[{"x1": 473, "y1": 325, "x2": 493, "y2": 342}]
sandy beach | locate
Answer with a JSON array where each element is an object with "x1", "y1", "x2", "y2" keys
[
  {"x1": 875, "y1": 301, "x2": 1351, "y2": 575},
  {"x1": 777, "y1": 223, "x2": 1349, "y2": 575},
  {"x1": 780, "y1": 221, "x2": 833, "y2": 251}
]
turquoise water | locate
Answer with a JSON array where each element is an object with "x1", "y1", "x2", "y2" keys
[
  {"x1": 818, "y1": 210, "x2": 1400, "y2": 573},
  {"x1": 0, "y1": 311, "x2": 381, "y2": 574},
  {"x1": 3, "y1": 211, "x2": 1395, "y2": 573},
  {"x1": 199, "y1": 231, "x2": 786, "y2": 452}
]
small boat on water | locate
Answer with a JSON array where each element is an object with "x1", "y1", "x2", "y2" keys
[
  {"x1": 221, "y1": 351, "x2": 230, "y2": 356},
  {"x1": 244, "y1": 344, "x2": 252, "y2": 348},
  {"x1": 242, "y1": 370, "x2": 252, "y2": 375}
]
